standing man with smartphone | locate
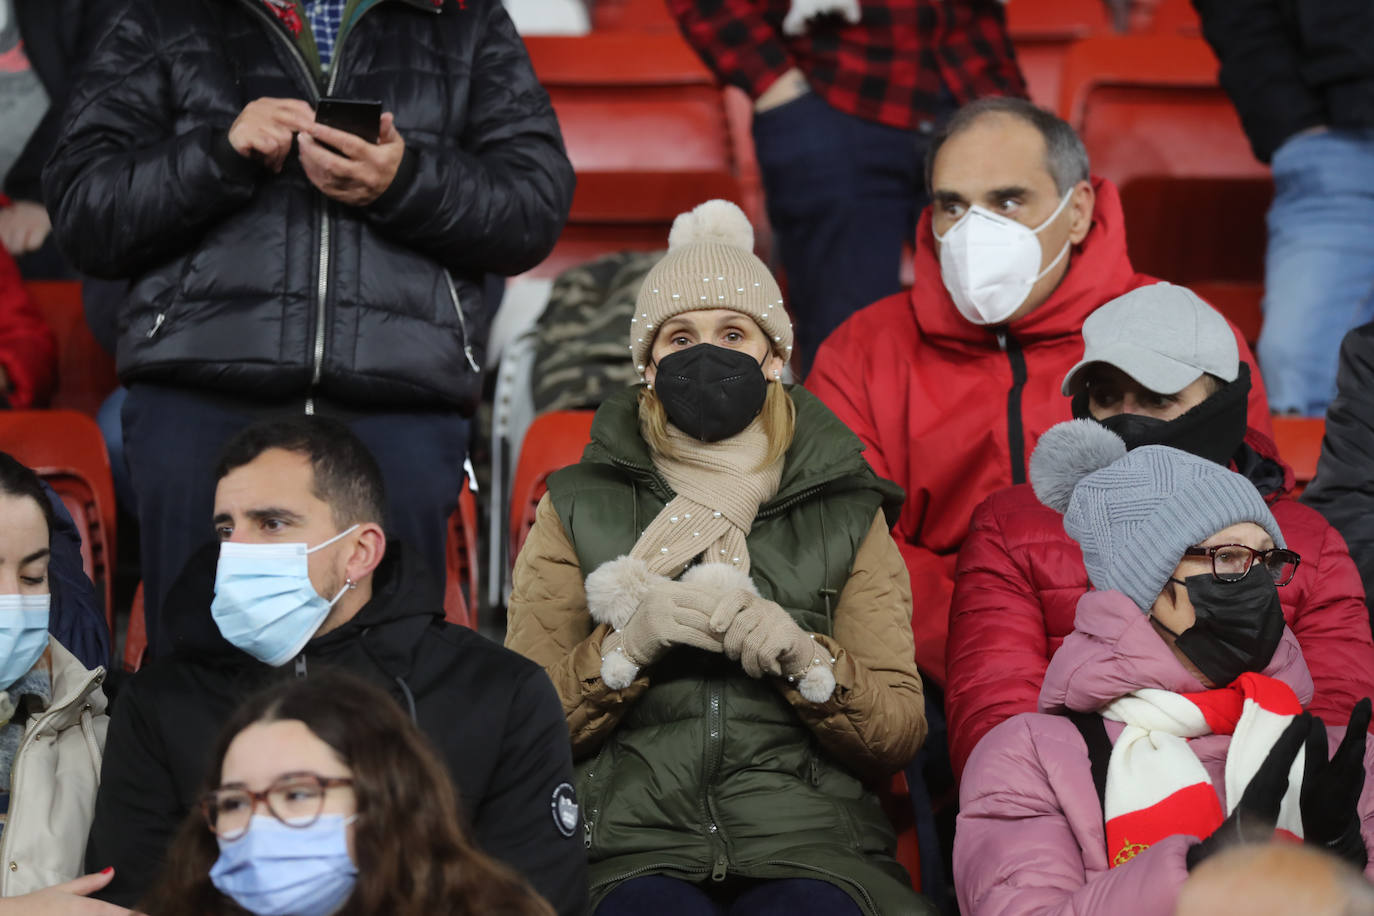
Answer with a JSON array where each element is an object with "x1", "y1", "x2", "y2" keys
[{"x1": 43, "y1": 0, "x2": 575, "y2": 663}]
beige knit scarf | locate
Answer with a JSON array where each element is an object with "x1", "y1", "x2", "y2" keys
[{"x1": 633, "y1": 415, "x2": 782, "y2": 578}]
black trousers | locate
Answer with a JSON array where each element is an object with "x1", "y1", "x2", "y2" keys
[{"x1": 122, "y1": 383, "x2": 467, "y2": 659}]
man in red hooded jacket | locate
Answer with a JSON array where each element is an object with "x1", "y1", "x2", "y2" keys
[
  {"x1": 806, "y1": 98, "x2": 1272, "y2": 685},
  {"x1": 944, "y1": 283, "x2": 1374, "y2": 780}
]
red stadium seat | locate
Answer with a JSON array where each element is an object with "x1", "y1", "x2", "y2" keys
[
  {"x1": 22, "y1": 281, "x2": 118, "y2": 418},
  {"x1": 880, "y1": 770, "x2": 923, "y2": 892},
  {"x1": 443, "y1": 481, "x2": 481, "y2": 629},
  {"x1": 1059, "y1": 35, "x2": 1269, "y2": 285},
  {"x1": 591, "y1": 0, "x2": 676, "y2": 31},
  {"x1": 0, "y1": 410, "x2": 117, "y2": 632},
  {"x1": 508, "y1": 410, "x2": 595, "y2": 565},
  {"x1": 1006, "y1": 0, "x2": 1112, "y2": 110},
  {"x1": 1190, "y1": 281, "x2": 1263, "y2": 348},
  {"x1": 124, "y1": 582, "x2": 147, "y2": 672},
  {"x1": 521, "y1": 34, "x2": 751, "y2": 277},
  {"x1": 1271, "y1": 417, "x2": 1325, "y2": 497}
]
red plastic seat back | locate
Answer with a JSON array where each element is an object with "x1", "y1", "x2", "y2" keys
[
  {"x1": 0, "y1": 410, "x2": 117, "y2": 631},
  {"x1": 124, "y1": 582, "x2": 147, "y2": 672},
  {"x1": 443, "y1": 481, "x2": 481, "y2": 629},
  {"x1": 23, "y1": 281, "x2": 118, "y2": 418},
  {"x1": 1271, "y1": 417, "x2": 1325, "y2": 497},
  {"x1": 509, "y1": 411, "x2": 596, "y2": 564},
  {"x1": 1060, "y1": 36, "x2": 1269, "y2": 284},
  {"x1": 521, "y1": 35, "x2": 746, "y2": 277}
]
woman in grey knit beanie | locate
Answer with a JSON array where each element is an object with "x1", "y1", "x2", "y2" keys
[{"x1": 953, "y1": 419, "x2": 1374, "y2": 916}]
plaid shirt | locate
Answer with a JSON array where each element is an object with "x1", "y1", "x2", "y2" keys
[
  {"x1": 305, "y1": 0, "x2": 348, "y2": 69},
  {"x1": 667, "y1": 0, "x2": 1026, "y2": 131}
]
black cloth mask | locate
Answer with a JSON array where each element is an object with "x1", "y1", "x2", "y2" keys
[
  {"x1": 1162, "y1": 569, "x2": 1286, "y2": 687},
  {"x1": 1071, "y1": 363, "x2": 1252, "y2": 466},
  {"x1": 652, "y1": 344, "x2": 769, "y2": 442}
]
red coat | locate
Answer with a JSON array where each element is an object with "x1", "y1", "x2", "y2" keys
[
  {"x1": 946, "y1": 429, "x2": 1374, "y2": 780},
  {"x1": 0, "y1": 243, "x2": 56, "y2": 409},
  {"x1": 806, "y1": 178, "x2": 1272, "y2": 684}
]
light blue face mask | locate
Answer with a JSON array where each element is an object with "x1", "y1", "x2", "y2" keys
[
  {"x1": 210, "y1": 526, "x2": 359, "y2": 667},
  {"x1": 0, "y1": 594, "x2": 51, "y2": 691},
  {"x1": 210, "y1": 813, "x2": 358, "y2": 916}
]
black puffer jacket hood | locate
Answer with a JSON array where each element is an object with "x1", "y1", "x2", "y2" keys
[{"x1": 45, "y1": 0, "x2": 574, "y2": 412}]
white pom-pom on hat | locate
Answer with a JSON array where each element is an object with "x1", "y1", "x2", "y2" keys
[
  {"x1": 1029, "y1": 420, "x2": 1128, "y2": 514},
  {"x1": 667, "y1": 199, "x2": 754, "y2": 253}
]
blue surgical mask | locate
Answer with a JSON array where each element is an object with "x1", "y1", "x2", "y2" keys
[
  {"x1": 210, "y1": 814, "x2": 358, "y2": 916},
  {"x1": 211, "y1": 526, "x2": 359, "y2": 667},
  {"x1": 0, "y1": 594, "x2": 51, "y2": 691}
]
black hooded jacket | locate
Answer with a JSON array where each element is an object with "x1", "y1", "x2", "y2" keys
[
  {"x1": 1305, "y1": 321, "x2": 1374, "y2": 632},
  {"x1": 43, "y1": 0, "x2": 574, "y2": 412},
  {"x1": 85, "y1": 542, "x2": 588, "y2": 914}
]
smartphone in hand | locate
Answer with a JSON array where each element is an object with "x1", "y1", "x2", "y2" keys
[{"x1": 314, "y1": 98, "x2": 383, "y2": 152}]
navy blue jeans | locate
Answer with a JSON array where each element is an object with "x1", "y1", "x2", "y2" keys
[
  {"x1": 1259, "y1": 128, "x2": 1374, "y2": 415},
  {"x1": 122, "y1": 383, "x2": 467, "y2": 659},
  {"x1": 596, "y1": 876, "x2": 863, "y2": 916},
  {"x1": 751, "y1": 93, "x2": 948, "y2": 371}
]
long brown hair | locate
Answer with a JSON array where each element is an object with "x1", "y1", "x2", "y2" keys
[{"x1": 139, "y1": 671, "x2": 555, "y2": 916}]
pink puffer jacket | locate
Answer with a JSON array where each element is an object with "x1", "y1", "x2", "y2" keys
[{"x1": 954, "y1": 589, "x2": 1374, "y2": 916}]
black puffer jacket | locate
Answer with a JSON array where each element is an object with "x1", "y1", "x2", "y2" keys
[
  {"x1": 1305, "y1": 321, "x2": 1374, "y2": 632},
  {"x1": 86, "y1": 542, "x2": 588, "y2": 914},
  {"x1": 44, "y1": 0, "x2": 574, "y2": 412},
  {"x1": 1193, "y1": 0, "x2": 1374, "y2": 162}
]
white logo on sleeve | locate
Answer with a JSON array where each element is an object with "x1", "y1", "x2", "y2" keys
[{"x1": 551, "y1": 782, "x2": 580, "y2": 838}]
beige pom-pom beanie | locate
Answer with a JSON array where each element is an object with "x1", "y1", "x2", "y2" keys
[{"x1": 630, "y1": 200, "x2": 793, "y2": 378}]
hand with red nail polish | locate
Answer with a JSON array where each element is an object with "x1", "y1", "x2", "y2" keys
[{"x1": 0, "y1": 868, "x2": 135, "y2": 914}]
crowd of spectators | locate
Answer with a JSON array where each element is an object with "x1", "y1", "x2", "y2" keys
[{"x1": 2, "y1": 0, "x2": 1374, "y2": 914}]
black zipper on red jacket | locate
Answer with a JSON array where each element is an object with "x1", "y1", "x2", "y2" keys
[{"x1": 998, "y1": 330, "x2": 1028, "y2": 486}]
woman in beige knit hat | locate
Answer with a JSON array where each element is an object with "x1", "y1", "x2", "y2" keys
[{"x1": 506, "y1": 200, "x2": 933, "y2": 915}]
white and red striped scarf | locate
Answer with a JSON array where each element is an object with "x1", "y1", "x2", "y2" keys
[{"x1": 1099, "y1": 672, "x2": 1304, "y2": 868}]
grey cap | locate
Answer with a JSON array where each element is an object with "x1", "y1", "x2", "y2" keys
[
  {"x1": 1061, "y1": 282, "x2": 1240, "y2": 396},
  {"x1": 1030, "y1": 420, "x2": 1284, "y2": 612}
]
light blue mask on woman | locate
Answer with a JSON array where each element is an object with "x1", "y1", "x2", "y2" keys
[
  {"x1": 0, "y1": 594, "x2": 51, "y2": 691},
  {"x1": 210, "y1": 813, "x2": 358, "y2": 916},
  {"x1": 210, "y1": 526, "x2": 359, "y2": 667}
]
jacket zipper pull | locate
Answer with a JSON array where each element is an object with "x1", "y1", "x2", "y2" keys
[
  {"x1": 146, "y1": 313, "x2": 167, "y2": 338},
  {"x1": 462, "y1": 344, "x2": 480, "y2": 373},
  {"x1": 809, "y1": 756, "x2": 821, "y2": 787},
  {"x1": 711, "y1": 854, "x2": 728, "y2": 882},
  {"x1": 295, "y1": 655, "x2": 308, "y2": 678}
]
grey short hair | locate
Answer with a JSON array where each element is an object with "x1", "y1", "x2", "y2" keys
[{"x1": 925, "y1": 97, "x2": 1091, "y2": 196}]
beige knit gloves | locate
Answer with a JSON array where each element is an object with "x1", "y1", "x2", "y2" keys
[
  {"x1": 603, "y1": 581, "x2": 722, "y2": 668},
  {"x1": 586, "y1": 556, "x2": 835, "y2": 701},
  {"x1": 708, "y1": 590, "x2": 836, "y2": 702}
]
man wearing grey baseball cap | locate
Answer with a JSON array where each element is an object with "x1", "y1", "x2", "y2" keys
[{"x1": 945, "y1": 281, "x2": 1374, "y2": 781}]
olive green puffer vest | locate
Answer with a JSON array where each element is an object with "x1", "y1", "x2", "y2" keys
[{"x1": 547, "y1": 387, "x2": 928, "y2": 915}]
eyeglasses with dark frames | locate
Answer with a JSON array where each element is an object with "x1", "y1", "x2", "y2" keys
[
  {"x1": 201, "y1": 771, "x2": 355, "y2": 840},
  {"x1": 1181, "y1": 544, "x2": 1301, "y2": 586}
]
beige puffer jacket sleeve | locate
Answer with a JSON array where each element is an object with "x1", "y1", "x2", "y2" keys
[
  {"x1": 776, "y1": 510, "x2": 927, "y2": 779},
  {"x1": 506, "y1": 494, "x2": 651, "y2": 758}
]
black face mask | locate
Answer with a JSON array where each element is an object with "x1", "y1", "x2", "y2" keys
[
  {"x1": 1071, "y1": 363, "x2": 1252, "y2": 466},
  {"x1": 652, "y1": 344, "x2": 769, "y2": 442},
  {"x1": 1160, "y1": 570, "x2": 1286, "y2": 687}
]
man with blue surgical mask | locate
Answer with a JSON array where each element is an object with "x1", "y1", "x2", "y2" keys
[
  {"x1": 84, "y1": 417, "x2": 587, "y2": 915},
  {"x1": 806, "y1": 97, "x2": 1278, "y2": 905}
]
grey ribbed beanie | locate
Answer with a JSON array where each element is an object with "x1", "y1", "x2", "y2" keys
[{"x1": 1029, "y1": 420, "x2": 1285, "y2": 611}]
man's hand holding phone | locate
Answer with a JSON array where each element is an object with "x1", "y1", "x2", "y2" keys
[
  {"x1": 227, "y1": 98, "x2": 315, "y2": 173},
  {"x1": 298, "y1": 110, "x2": 406, "y2": 207}
]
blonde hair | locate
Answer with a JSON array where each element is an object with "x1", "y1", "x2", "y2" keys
[{"x1": 639, "y1": 378, "x2": 795, "y2": 470}]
